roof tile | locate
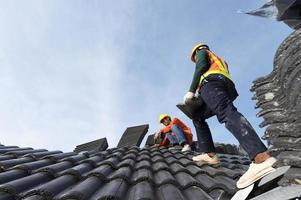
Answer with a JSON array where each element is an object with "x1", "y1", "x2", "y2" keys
[
  {"x1": 131, "y1": 168, "x2": 153, "y2": 183},
  {"x1": 183, "y1": 186, "x2": 214, "y2": 200},
  {"x1": 157, "y1": 184, "x2": 185, "y2": 200},
  {"x1": 154, "y1": 170, "x2": 177, "y2": 186},
  {"x1": 126, "y1": 181, "x2": 155, "y2": 200},
  {"x1": 90, "y1": 178, "x2": 128, "y2": 200},
  {"x1": 22, "y1": 174, "x2": 78, "y2": 199},
  {"x1": 58, "y1": 176, "x2": 103, "y2": 200},
  {"x1": 174, "y1": 172, "x2": 200, "y2": 189}
]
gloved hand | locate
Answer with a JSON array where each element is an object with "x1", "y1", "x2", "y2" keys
[
  {"x1": 154, "y1": 132, "x2": 161, "y2": 140},
  {"x1": 183, "y1": 92, "x2": 195, "y2": 104}
]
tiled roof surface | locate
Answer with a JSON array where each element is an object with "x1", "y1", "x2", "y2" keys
[
  {"x1": 0, "y1": 144, "x2": 251, "y2": 200},
  {"x1": 117, "y1": 124, "x2": 149, "y2": 148},
  {"x1": 74, "y1": 138, "x2": 108, "y2": 153}
]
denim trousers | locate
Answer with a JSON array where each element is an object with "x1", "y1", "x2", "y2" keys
[
  {"x1": 166, "y1": 124, "x2": 187, "y2": 145},
  {"x1": 193, "y1": 76, "x2": 267, "y2": 160}
]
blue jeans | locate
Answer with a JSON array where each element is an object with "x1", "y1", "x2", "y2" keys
[
  {"x1": 166, "y1": 124, "x2": 187, "y2": 145},
  {"x1": 193, "y1": 76, "x2": 267, "y2": 160}
]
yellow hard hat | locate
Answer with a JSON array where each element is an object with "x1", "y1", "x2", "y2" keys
[
  {"x1": 191, "y1": 43, "x2": 209, "y2": 63},
  {"x1": 159, "y1": 114, "x2": 170, "y2": 123}
]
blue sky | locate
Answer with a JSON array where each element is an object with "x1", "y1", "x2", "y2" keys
[{"x1": 0, "y1": 1, "x2": 291, "y2": 152}]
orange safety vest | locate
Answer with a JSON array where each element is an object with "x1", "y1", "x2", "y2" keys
[{"x1": 199, "y1": 50, "x2": 231, "y2": 87}]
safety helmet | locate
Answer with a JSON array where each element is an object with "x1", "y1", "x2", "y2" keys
[
  {"x1": 159, "y1": 114, "x2": 171, "y2": 123},
  {"x1": 191, "y1": 43, "x2": 209, "y2": 63}
]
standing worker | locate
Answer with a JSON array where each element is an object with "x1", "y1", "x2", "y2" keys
[
  {"x1": 154, "y1": 114, "x2": 192, "y2": 152},
  {"x1": 183, "y1": 43, "x2": 276, "y2": 188}
]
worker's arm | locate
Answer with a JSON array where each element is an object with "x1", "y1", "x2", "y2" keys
[{"x1": 189, "y1": 49, "x2": 211, "y2": 93}]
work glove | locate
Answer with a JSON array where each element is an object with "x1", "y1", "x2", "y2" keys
[
  {"x1": 154, "y1": 132, "x2": 161, "y2": 140},
  {"x1": 183, "y1": 92, "x2": 195, "y2": 104}
]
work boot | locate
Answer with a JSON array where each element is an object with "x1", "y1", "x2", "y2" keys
[
  {"x1": 192, "y1": 153, "x2": 220, "y2": 165},
  {"x1": 236, "y1": 157, "x2": 277, "y2": 189},
  {"x1": 181, "y1": 144, "x2": 191, "y2": 152}
]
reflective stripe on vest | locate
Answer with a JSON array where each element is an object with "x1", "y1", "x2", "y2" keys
[{"x1": 199, "y1": 50, "x2": 231, "y2": 86}]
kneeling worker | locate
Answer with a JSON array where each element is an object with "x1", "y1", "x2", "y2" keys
[{"x1": 154, "y1": 114, "x2": 192, "y2": 152}]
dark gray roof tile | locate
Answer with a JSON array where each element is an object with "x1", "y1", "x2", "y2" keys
[
  {"x1": 150, "y1": 151, "x2": 162, "y2": 157},
  {"x1": 194, "y1": 174, "x2": 221, "y2": 191},
  {"x1": 178, "y1": 157, "x2": 194, "y2": 166},
  {"x1": 139, "y1": 148, "x2": 150, "y2": 155},
  {"x1": 126, "y1": 148, "x2": 140, "y2": 155},
  {"x1": 74, "y1": 137, "x2": 108, "y2": 153},
  {"x1": 0, "y1": 155, "x2": 15, "y2": 162},
  {"x1": 85, "y1": 164, "x2": 113, "y2": 181},
  {"x1": 134, "y1": 160, "x2": 152, "y2": 170},
  {"x1": 23, "y1": 195, "x2": 44, "y2": 200},
  {"x1": 185, "y1": 164, "x2": 206, "y2": 176},
  {"x1": 145, "y1": 134, "x2": 155, "y2": 147},
  {"x1": 126, "y1": 181, "x2": 155, "y2": 200},
  {"x1": 152, "y1": 161, "x2": 169, "y2": 172},
  {"x1": 217, "y1": 167, "x2": 242, "y2": 179},
  {"x1": 117, "y1": 124, "x2": 149, "y2": 148},
  {"x1": 60, "y1": 153, "x2": 89, "y2": 164},
  {"x1": 0, "y1": 172, "x2": 53, "y2": 197},
  {"x1": 90, "y1": 178, "x2": 128, "y2": 200},
  {"x1": 0, "y1": 157, "x2": 36, "y2": 170},
  {"x1": 174, "y1": 172, "x2": 199, "y2": 189},
  {"x1": 107, "y1": 166, "x2": 132, "y2": 181},
  {"x1": 131, "y1": 168, "x2": 153, "y2": 183},
  {"x1": 34, "y1": 161, "x2": 74, "y2": 176},
  {"x1": 79, "y1": 155, "x2": 104, "y2": 166},
  {"x1": 0, "y1": 146, "x2": 18, "y2": 149},
  {"x1": 23, "y1": 150, "x2": 63, "y2": 159},
  {"x1": 183, "y1": 186, "x2": 214, "y2": 200},
  {"x1": 0, "y1": 148, "x2": 33, "y2": 154},
  {"x1": 174, "y1": 153, "x2": 186, "y2": 159},
  {"x1": 116, "y1": 158, "x2": 136, "y2": 168},
  {"x1": 0, "y1": 191, "x2": 16, "y2": 200},
  {"x1": 279, "y1": 167, "x2": 301, "y2": 186},
  {"x1": 201, "y1": 165, "x2": 225, "y2": 177},
  {"x1": 58, "y1": 162, "x2": 94, "y2": 178},
  {"x1": 214, "y1": 175, "x2": 237, "y2": 194},
  {"x1": 162, "y1": 151, "x2": 174, "y2": 158},
  {"x1": 165, "y1": 156, "x2": 178, "y2": 164},
  {"x1": 136, "y1": 154, "x2": 151, "y2": 162},
  {"x1": 122, "y1": 153, "x2": 138, "y2": 161},
  {"x1": 0, "y1": 169, "x2": 28, "y2": 184},
  {"x1": 4, "y1": 149, "x2": 47, "y2": 157},
  {"x1": 12, "y1": 159, "x2": 54, "y2": 173},
  {"x1": 157, "y1": 184, "x2": 185, "y2": 200},
  {"x1": 58, "y1": 176, "x2": 103, "y2": 200},
  {"x1": 170, "y1": 163, "x2": 189, "y2": 174},
  {"x1": 109, "y1": 151, "x2": 124, "y2": 159},
  {"x1": 154, "y1": 170, "x2": 177, "y2": 186},
  {"x1": 151, "y1": 155, "x2": 164, "y2": 163},
  {"x1": 23, "y1": 174, "x2": 79, "y2": 199},
  {"x1": 42, "y1": 152, "x2": 77, "y2": 162},
  {"x1": 96, "y1": 156, "x2": 120, "y2": 168},
  {"x1": 209, "y1": 189, "x2": 232, "y2": 200}
]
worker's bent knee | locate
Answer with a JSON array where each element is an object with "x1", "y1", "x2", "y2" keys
[{"x1": 216, "y1": 103, "x2": 238, "y2": 124}]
